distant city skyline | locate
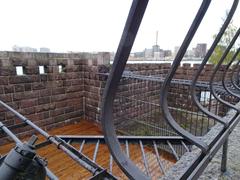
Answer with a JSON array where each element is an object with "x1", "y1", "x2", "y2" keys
[
  {"x1": 0, "y1": 0, "x2": 239, "y2": 53},
  {"x1": 129, "y1": 42, "x2": 207, "y2": 61},
  {"x1": 12, "y1": 45, "x2": 50, "y2": 53}
]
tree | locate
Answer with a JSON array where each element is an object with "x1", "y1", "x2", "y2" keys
[{"x1": 209, "y1": 12, "x2": 238, "y2": 65}]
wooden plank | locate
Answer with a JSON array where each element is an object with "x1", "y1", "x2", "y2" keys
[{"x1": 0, "y1": 119, "x2": 176, "y2": 179}]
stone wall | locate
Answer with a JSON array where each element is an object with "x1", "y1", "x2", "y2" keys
[
  {"x1": 84, "y1": 62, "x2": 230, "y2": 120},
  {"x1": 0, "y1": 51, "x2": 109, "y2": 141},
  {"x1": 0, "y1": 51, "x2": 236, "y2": 142},
  {"x1": 84, "y1": 62, "x2": 235, "y2": 137}
]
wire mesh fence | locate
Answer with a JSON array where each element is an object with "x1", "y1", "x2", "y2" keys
[{"x1": 113, "y1": 72, "x2": 238, "y2": 138}]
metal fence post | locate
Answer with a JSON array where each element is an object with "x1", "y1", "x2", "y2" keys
[{"x1": 221, "y1": 137, "x2": 229, "y2": 173}]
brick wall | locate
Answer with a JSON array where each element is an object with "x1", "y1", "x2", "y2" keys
[
  {"x1": 0, "y1": 51, "x2": 236, "y2": 142},
  {"x1": 0, "y1": 51, "x2": 109, "y2": 141},
  {"x1": 84, "y1": 62, "x2": 230, "y2": 119},
  {"x1": 83, "y1": 62, "x2": 236, "y2": 137}
]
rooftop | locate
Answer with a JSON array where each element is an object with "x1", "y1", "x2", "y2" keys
[{"x1": 0, "y1": 119, "x2": 176, "y2": 179}]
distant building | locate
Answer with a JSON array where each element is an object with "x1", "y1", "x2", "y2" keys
[
  {"x1": 152, "y1": 52, "x2": 159, "y2": 59},
  {"x1": 144, "y1": 48, "x2": 153, "y2": 58},
  {"x1": 164, "y1": 50, "x2": 172, "y2": 57},
  {"x1": 185, "y1": 49, "x2": 195, "y2": 57},
  {"x1": 152, "y1": 44, "x2": 162, "y2": 59},
  {"x1": 194, "y1": 43, "x2": 207, "y2": 58},
  {"x1": 12, "y1": 45, "x2": 37, "y2": 52},
  {"x1": 133, "y1": 51, "x2": 144, "y2": 58},
  {"x1": 152, "y1": 44, "x2": 160, "y2": 53},
  {"x1": 40, "y1": 47, "x2": 50, "y2": 53},
  {"x1": 12, "y1": 45, "x2": 21, "y2": 52},
  {"x1": 173, "y1": 46, "x2": 180, "y2": 58}
]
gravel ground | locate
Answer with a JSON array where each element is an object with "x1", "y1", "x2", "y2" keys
[{"x1": 199, "y1": 121, "x2": 240, "y2": 180}]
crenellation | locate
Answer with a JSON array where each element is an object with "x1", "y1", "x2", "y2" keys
[{"x1": 0, "y1": 51, "x2": 235, "y2": 140}]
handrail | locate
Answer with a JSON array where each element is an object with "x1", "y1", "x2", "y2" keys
[
  {"x1": 231, "y1": 59, "x2": 240, "y2": 91},
  {"x1": 0, "y1": 100, "x2": 113, "y2": 178},
  {"x1": 190, "y1": 0, "x2": 239, "y2": 128},
  {"x1": 222, "y1": 48, "x2": 240, "y2": 98},
  {"x1": 209, "y1": 29, "x2": 240, "y2": 112},
  {"x1": 231, "y1": 59, "x2": 240, "y2": 90},
  {"x1": 159, "y1": 0, "x2": 211, "y2": 153},
  {"x1": 100, "y1": 1, "x2": 150, "y2": 179},
  {"x1": 0, "y1": 122, "x2": 22, "y2": 144}
]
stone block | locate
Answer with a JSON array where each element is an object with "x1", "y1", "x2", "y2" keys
[
  {"x1": 51, "y1": 94, "x2": 67, "y2": 102},
  {"x1": 0, "y1": 94, "x2": 12, "y2": 102},
  {"x1": 4, "y1": 85, "x2": 14, "y2": 94},
  {"x1": 32, "y1": 82, "x2": 46, "y2": 90},
  {"x1": 20, "y1": 99, "x2": 37, "y2": 108},
  {"x1": 14, "y1": 84, "x2": 25, "y2": 92},
  {"x1": 0, "y1": 67, "x2": 15, "y2": 76},
  {"x1": 38, "y1": 96, "x2": 51, "y2": 105},
  {"x1": 52, "y1": 87, "x2": 65, "y2": 95}
]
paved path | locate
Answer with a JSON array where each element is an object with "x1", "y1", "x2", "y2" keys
[{"x1": 199, "y1": 121, "x2": 240, "y2": 180}]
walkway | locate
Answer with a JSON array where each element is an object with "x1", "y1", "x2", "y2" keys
[{"x1": 0, "y1": 119, "x2": 176, "y2": 179}]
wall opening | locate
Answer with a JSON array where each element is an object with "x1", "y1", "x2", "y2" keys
[
  {"x1": 58, "y1": 64, "x2": 65, "y2": 73},
  {"x1": 16, "y1": 66, "x2": 25, "y2": 75},
  {"x1": 39, "y1": 65, "x2": 47, "y2": 74}
]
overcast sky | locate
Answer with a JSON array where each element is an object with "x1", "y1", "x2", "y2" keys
[{"x1": 0, "y1": 0, "x2": 239, "y2": 53}]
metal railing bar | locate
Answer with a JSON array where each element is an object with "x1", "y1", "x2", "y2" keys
[
  {"x1": 93, "y1": 140, "x2": 100, "y2": 162},
  {"x1": 185, "y1": 113, "x2": 240, "y2": 179},
  {"x1": 117, "y1": 94, "x2": 210, "y2": 118},
  {"x1": 57, "y1": 135, "x2": 191, "y2": 145},
  {"x1": 0, "y1": 100, "x2": 110, "y2": 177},
  {"x1": 231, "y1": 60, "x2": 240, "y2": 90},
  {"x1": 55, "y1": 138, "x2": 115, "y2": 178},
  {"x1": 220, "y1": 138, "x2": 228, "y2": 173},
  {"x1": 120, "y1": 116, "x2": 178, "y2": 136},
  {"x1": 190, "y1": 0, "x2": 239, "y2": 128},
  {"x1": 125, "y1": 140, "x2": 130, "y2": 158},
  {"x1": 0, "y1": 100, "x2": 49, "y2": 138},
  {"x1": 181, "y1": 140, "x2": 190, "y2": 152},
  {"x1": 0, "y1": 121, "x2": 22, "y2": 144},
  {"x1": 45, "y1": 167, "x2": 59, "y2": 180},
  {"x1": 0, "y1": 122, "x2": 27, "y2": 133},
  {"x1": 35, "y1": 140, "x2": 52, "y2": 150},
  {"x1": 100, "y1": 1, "x2": 150, "y2": 179},
  {"x1": 109, "y1": 154, "x2": 113, "y2": 174},
  {"x1": 98, "y1": 72, "x2": 222, "y2": 89},
  {"x1": 222, "y1": 48, "x2": 240, "y2": 98},
  {"x1": 153, "y1": 140, "x2": 165, "y2": 175},
  {"x1": 79, "y1": 140, "x2": 85, "y2": 153},
  {"x1": 160, "y1": 0, "x2": 211, "y2": 152},
  {"x1": 209, "y1": 29, "x2": 240, "y2": 112},
  {"x1": 139, "y1": 140, "x2": 150, "y2": 176},
  {"x1": 167, "y1": 140, "x2": 179, "y2": 161}
]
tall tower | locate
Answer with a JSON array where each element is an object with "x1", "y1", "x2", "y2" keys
[
  {"x1": 155, "y1": 31, "x2": 158, "y2": 46},
  {"x1": 152, "y1": 31, "x2": 161, "y2": 59},
  {"x1": 152, "y1": 31, "x2": 160, "y2": 53}
]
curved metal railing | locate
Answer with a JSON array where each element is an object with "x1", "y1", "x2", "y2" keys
[
  {"x1": 190, "y1": 0, "x2": 239, "y2": 132},
  {"x1": 222, "y1": 48, "x2": 240, "y2": 98},
  {"x1": 100, "y1": 0, "x2": 240, "y2": 179},
  {"x1": 231, "y1": 60, "x2": 240, "y2": 90},
  {"x1": 209, "y1": 29, "x2": 240, "y2": 111},
  {"x1": 159, "y1": 0, "x2": 212, "y2": 153},
  {"x1": 100, "y1": 1, "x2": 150, "y2": 179}
]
